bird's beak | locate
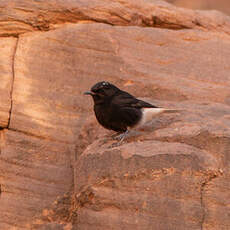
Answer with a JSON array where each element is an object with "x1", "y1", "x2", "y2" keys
[{"x1": 84, "y1": 91, "x2": 95, "y2": 96}]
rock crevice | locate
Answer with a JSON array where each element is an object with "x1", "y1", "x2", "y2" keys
[
  {"x1": 200, "y1": 171, "x2": 222, "y2": 230},
  {"x1": 7, "y1": 37, "x2": 19, "y2": 128}
]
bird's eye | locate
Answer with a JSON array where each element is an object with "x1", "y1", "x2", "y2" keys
[
  {"x1": 102, "y1": 82, "x2": 109, "y2": 86},
  {"x1": 102, "y1": 82, "x2": 110, "y2": 88}
]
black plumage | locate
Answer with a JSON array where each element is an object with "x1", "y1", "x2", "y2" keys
[{"x1": 84, "y1": 81, "x2": 158, "y2": 134}]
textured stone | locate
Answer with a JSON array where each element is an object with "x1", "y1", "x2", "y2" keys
[
  {"x1": 0, "y1": 0, "x2": 230, "y2": 229},
  {"x1": 0, "y1": 37, "x2": 17, "y2": 128},
  {"x1": 1, "y1": 0, "x2": 230, "y2": 37},
  {"x1": 167, "y1": 0, "x2": 230, "y2": 16},
  {"x1": 0, "y1": 129, "x2": 73, "y2": 229},
  {"x1": 10, "y1": 23, "x2": 230, "y2": 144},
  {"x1": 202, "y1": 172, "x2": 230, "y2": 230},
  {"x1": 11, "y1": 29, "x2": 90, "y2": 143},
  {"x1": 74, "y1": 140, "x2": 218, "y2": 230}
]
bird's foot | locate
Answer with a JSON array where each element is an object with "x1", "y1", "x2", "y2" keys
[
  {"x1": 108, "y1": 130, "x2": 130, "y2": 148},
  {"x1": 114, "y1": 130, "x2": 129, "y2": 144}
]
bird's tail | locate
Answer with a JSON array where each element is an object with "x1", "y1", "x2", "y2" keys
[
  {"x1": 161, "y1": 108, "x2": 183, "y2": 113},
  {"x1": 138, "y1": 107, "x2": 183, "y2": 127}
]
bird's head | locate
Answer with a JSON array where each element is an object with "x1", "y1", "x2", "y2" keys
[{"x1": 84, "y1": 81, "x2": 120, "y2": 104}]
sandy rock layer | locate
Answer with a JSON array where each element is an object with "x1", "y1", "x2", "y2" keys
[{"x1": 0, "y1": 0, "x2": 230, "y2": 229}]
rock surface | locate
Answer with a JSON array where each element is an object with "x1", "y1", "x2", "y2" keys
[
  {"x1": 75, "y1": 140, "x2": 217, "y2": 230},
  {"x1": 0, "y1": 38, "x2": 16, "y2": 127},
  {"x1": 167, "y1": 0, "x2": 230, "y2": 16},
  {"x1": 0, "y1": 0, "x2": 230, "y2": 229}
]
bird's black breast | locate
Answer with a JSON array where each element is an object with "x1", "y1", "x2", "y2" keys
[{"x1": 94, "y1": 101, "x2": 142, "y2": 132}]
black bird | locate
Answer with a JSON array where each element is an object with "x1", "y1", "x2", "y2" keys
[{"x1": 84, "y1": 81, "x2": 179, "y2": 142}]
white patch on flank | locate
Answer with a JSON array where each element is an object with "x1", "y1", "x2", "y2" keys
[
  {"x1": 135, "y1": 108, "x2": 181, "y2": 127},
  {"x1": 138, "y1": 108, "x2": 166, "y2": 126}
]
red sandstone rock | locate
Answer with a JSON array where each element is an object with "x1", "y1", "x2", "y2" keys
[
  {"x1": 0, "y1": 38, "x2": 17, "y2": 127},
  {"x1": 0, "y1": 0, "x2": 230, "y2": 229},
  {"x1": 167, "y1": 0, "x2": 230, "y2": 16}
]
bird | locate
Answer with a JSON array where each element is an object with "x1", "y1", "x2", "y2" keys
[{"x1": 84, "y1": 81, "x2": 180, "y2": 143}]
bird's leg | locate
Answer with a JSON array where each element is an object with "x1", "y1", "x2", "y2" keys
[
  {"x1": 115, "y1": 129, "x2": 129, "y2": 144},
  {"x1": 111, "y1": 131, "x2": 123, "y2": 139}
]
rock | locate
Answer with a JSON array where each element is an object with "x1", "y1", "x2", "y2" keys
[
  {"x1": 32, "y1": 223, "x2": 66, "y2": 230},
  {"x1": 0, "y1": 0, "x2": 230, "y2": 229},
  {"x1": 167, "y1": 0, "x2": 230, "y2": 16},
  {"x1": 201, "y1": 172, "x2": 230, "y2": 230},
  {"x1": 10, "y1": 23, "x2": 230, "y2": 143},
  {"x1": 74, "y1": 105, "x2": 227, "y2": 229},
  {"x1": 0, "y1": 129, "x2": 73, "y2": 229},
  {"x1": 0, "y1": 38, "x2": 17, "y2": 128},
  {"x1": 1, "y1": 0, "x2": 230, "y2": 36}
]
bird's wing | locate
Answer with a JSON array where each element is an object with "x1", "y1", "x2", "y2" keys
[
  {"x1": 134, "y1": 99, "x2": 158, "y2": 108},
  {"x1": 109, "y1": 91, "x2": 159, "y2": 128},
  {"x1": 117, "y1": 106, "x2": 142, "y2": 127},
  {"x1": 111, "y1": 91, "x2": 158, "y2": 109}
]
